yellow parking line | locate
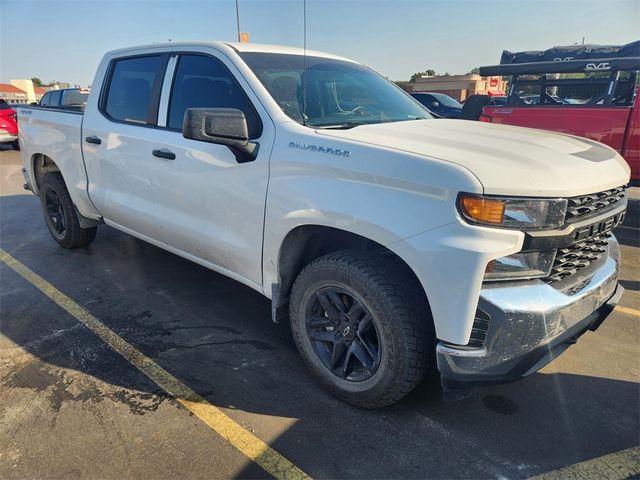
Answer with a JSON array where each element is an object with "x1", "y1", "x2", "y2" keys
[
  {"x1": 0, "y1": 248, "x2": 310, "y2": 480},
  {"x1": 616, "y1": 305, "x2": 640, "y2": 317},
  {"x1": 528, "y1": 445, "x2": 640, "y2": 479}
]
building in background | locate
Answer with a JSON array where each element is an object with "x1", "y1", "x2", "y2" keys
[
  {"x1": 0, "y1": 83, "x2": 29, "y2": 103},
  {"x1": 406, "y1": 74, "x2": 507, "y2": 102},
  {"x1": 34, "y1": 86, "x2": 48, "y2": 101},
  {"x1": 0, "y1": 80, "x2": 78, "y2": 104},
  {"x1": 10, "y1": 79, "x2": 37, "y2": 103}
]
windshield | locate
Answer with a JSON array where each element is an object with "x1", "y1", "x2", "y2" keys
[
  {"x1": 240, "y1": 52, "x2": 431, "y2": 128},
  {"x1": 429, "y1": 93, "x2": 462, "y2": 108},
  {"x1": 0, "y1": 99, "x2": 10, "y2": 110}
]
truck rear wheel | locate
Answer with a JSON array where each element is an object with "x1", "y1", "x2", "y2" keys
[
  {"x1": 289, "y1": 250, "x2": 433, "y2": 408},
  {"x1": 39, "y1": 172, "x2": 97, "y2": 249}
]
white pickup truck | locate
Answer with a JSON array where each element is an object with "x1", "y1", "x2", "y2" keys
[{"x1": 18, "y1": 42, "x2": 630, "y2": 407}]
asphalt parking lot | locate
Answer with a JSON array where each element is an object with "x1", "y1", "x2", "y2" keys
[{"x1": 0, "y1": 146, "x2": 638, "y2": 479}]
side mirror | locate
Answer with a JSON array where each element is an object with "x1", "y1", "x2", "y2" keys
[{"x1": 182, "y1": 108, "x2": 259, "y2": 163}]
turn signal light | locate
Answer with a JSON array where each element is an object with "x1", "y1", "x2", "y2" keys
[{"x1": 459, "y1": 196, "x2": 505, "y2": 224}]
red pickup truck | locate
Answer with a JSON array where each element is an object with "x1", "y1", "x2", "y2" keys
[{"x1": 463, "y1": 42, "x2": 639, "y2": 182}]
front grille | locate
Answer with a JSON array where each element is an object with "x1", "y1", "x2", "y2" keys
[
  {"x1": 565, "y1": 186, "x2": 626, "y2": 221},
  {"x1": 543, "y1": 185, "x2": 626, "y2": 283},
  {"x1": 546, "y1": 234, "x2": 609, "y2": 283}
]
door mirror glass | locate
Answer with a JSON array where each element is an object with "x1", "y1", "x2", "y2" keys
[{"x1": 183, "y1": 108, "x2": 258, "y2": 162}]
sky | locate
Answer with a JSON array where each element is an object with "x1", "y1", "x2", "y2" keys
[{"x1": 0, "y1": 0, "x2": 638, "y2": 86}]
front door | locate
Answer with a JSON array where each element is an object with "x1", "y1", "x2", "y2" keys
[{"x1": 149, "y1": 52, "x2": 274, "y2": 288}]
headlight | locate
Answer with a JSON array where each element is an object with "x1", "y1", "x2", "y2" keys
[
  {"x1": 484, "y1": 251, "x2": 556, "y2": 281},
  {"x1": 458, "y1": 193, "x2": 567, "y2": 230}
]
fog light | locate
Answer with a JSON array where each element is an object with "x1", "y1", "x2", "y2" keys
[{"x1": 484, "y1": 251, "x2": 556, "y2": 281}]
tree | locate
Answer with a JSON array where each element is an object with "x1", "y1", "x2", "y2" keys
[
  {"x1": 409, "y1": 69, "x2": 436, "y2": 83},
  {"x1": 31, "y1": 77, "x2": 43, "y2": 87},
  {"x1": 466, "y1": 67, "x2": 480, "y2": 75}
]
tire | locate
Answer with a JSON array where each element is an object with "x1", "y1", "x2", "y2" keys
[
  {"x1": 39, "y1": 172, "x2": 97, "y2": 248},
  {"x1": 12, "y1": 140, "x2": 20, "y2": 151},
  {"x1": 460, "y1": 94, "x2": 492, "y2": 120},
  {"x1": 289, "y1": 250, "x2": 434, "y2": 408}
]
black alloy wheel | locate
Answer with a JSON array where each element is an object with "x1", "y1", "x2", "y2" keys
[
  {"x1": 39, "y1": 172, "x2": 97, "y2": 248},
  {"x1": 305, "y1": 287, "x2": 381, "y2": 382},
  {"x1": 44, "y1": 187, "x2": 67, "y2": 240}
]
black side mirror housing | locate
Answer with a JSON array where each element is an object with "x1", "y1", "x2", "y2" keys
[{"x1": 182, "y1": 108, "x2": 258, "y2": 163}]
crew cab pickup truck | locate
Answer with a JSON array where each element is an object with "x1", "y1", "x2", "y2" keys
[{"x1": 18, "y1": 42, "x2": 630, "y2": 408}]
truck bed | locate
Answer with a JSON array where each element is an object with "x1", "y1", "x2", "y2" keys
[{"x1": 18, "y1": 106, "x2": 98, "y2": 220}]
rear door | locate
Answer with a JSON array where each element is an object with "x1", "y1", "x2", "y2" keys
[
  {"x1": 144, "y1": 51, "x2": 274, "y2": 288},
  {"x1": 82, "y1": 53, "x2": 169, "y2": 240}
]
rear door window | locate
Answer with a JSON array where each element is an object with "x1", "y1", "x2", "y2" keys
[
  {"x1": 167, "y1": 54, "x2": 261, "y2": 138},
  {"x1": 104, "y1": 55, "x2": 165, "y2": 124},
  {"x1": 49, "y1": 90, "x2": 62, "y2": 106}
]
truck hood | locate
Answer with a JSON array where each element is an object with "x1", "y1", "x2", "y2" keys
[{"x1": 316, "y1": 119, "x2": 630, "y2": 197}]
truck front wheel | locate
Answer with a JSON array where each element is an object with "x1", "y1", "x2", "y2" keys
[
  {"x1": 39, "y1": 172, "x2": 97, "y2": 249},
  {"x1": 289, "y1": 250, "x2": 434, "y2": 408}
]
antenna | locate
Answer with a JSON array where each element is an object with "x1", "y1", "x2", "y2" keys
[
  {"x1": 235, "y1": 0, "x2": 241, "y2": 42},
  {"x1": 302, "y1": 0, "x2": 307, "y2": 125}
]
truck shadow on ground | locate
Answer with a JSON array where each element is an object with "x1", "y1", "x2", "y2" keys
[{"x1": 1, "y1": 193, "x2": 638, "y2": 478}]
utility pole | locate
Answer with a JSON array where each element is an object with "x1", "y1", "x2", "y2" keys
[{"x1": 582, "y1": 36, "x2": 585, "y2": 45}]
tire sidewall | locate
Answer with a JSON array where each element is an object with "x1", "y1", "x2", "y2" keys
[{"x1": 39, "y1": 174, "x2": 73, "y2": 246}]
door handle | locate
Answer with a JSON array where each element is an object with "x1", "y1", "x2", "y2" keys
[
  {"x1": 152, "y1": 148, "x2": 176, "y2": 160},
  {"x1": 85, "y1": 136, "x2": 102, "y2": 145}
]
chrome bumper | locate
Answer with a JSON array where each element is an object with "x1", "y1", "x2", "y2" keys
[{"x1": 437, "y1": 236, "x2": 622, "y2": 390}]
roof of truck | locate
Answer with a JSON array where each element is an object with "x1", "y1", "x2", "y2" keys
[
  {"x1": 224, "y1": 41, "x2": 354, "y2": 61},
  {"x1": 106, "y1": 41, "x2": 355, "y2": 63}
]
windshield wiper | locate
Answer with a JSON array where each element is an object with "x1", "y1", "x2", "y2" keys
[
  {"x1": 313, "y1": 121, "x2": 367, "y2": 130},
  {"x1": 313, "y1": 117, "x2": 430, "y2": 130}
]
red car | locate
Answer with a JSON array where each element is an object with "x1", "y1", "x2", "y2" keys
[
  {"x1": 0, "y1": 99, "x2": 19, "y2": 150},
  {"x1": 463, "y1": 41, "x2": 640, "y2": 182}
]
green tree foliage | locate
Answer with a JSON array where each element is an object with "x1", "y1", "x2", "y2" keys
[{"x1": 409, "y1": 69, "x2": 436, "y2": 83}]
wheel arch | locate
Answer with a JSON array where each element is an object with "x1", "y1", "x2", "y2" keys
[
  {"x1": 31, "y1": 153, "x2": 61, "y2": 194},
  {"x1": 272, "y1": 224, "x2": 433, "y2": 325},
  {"x1": 31, "y1": 153, "x2": 100, "y2": 229}
]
